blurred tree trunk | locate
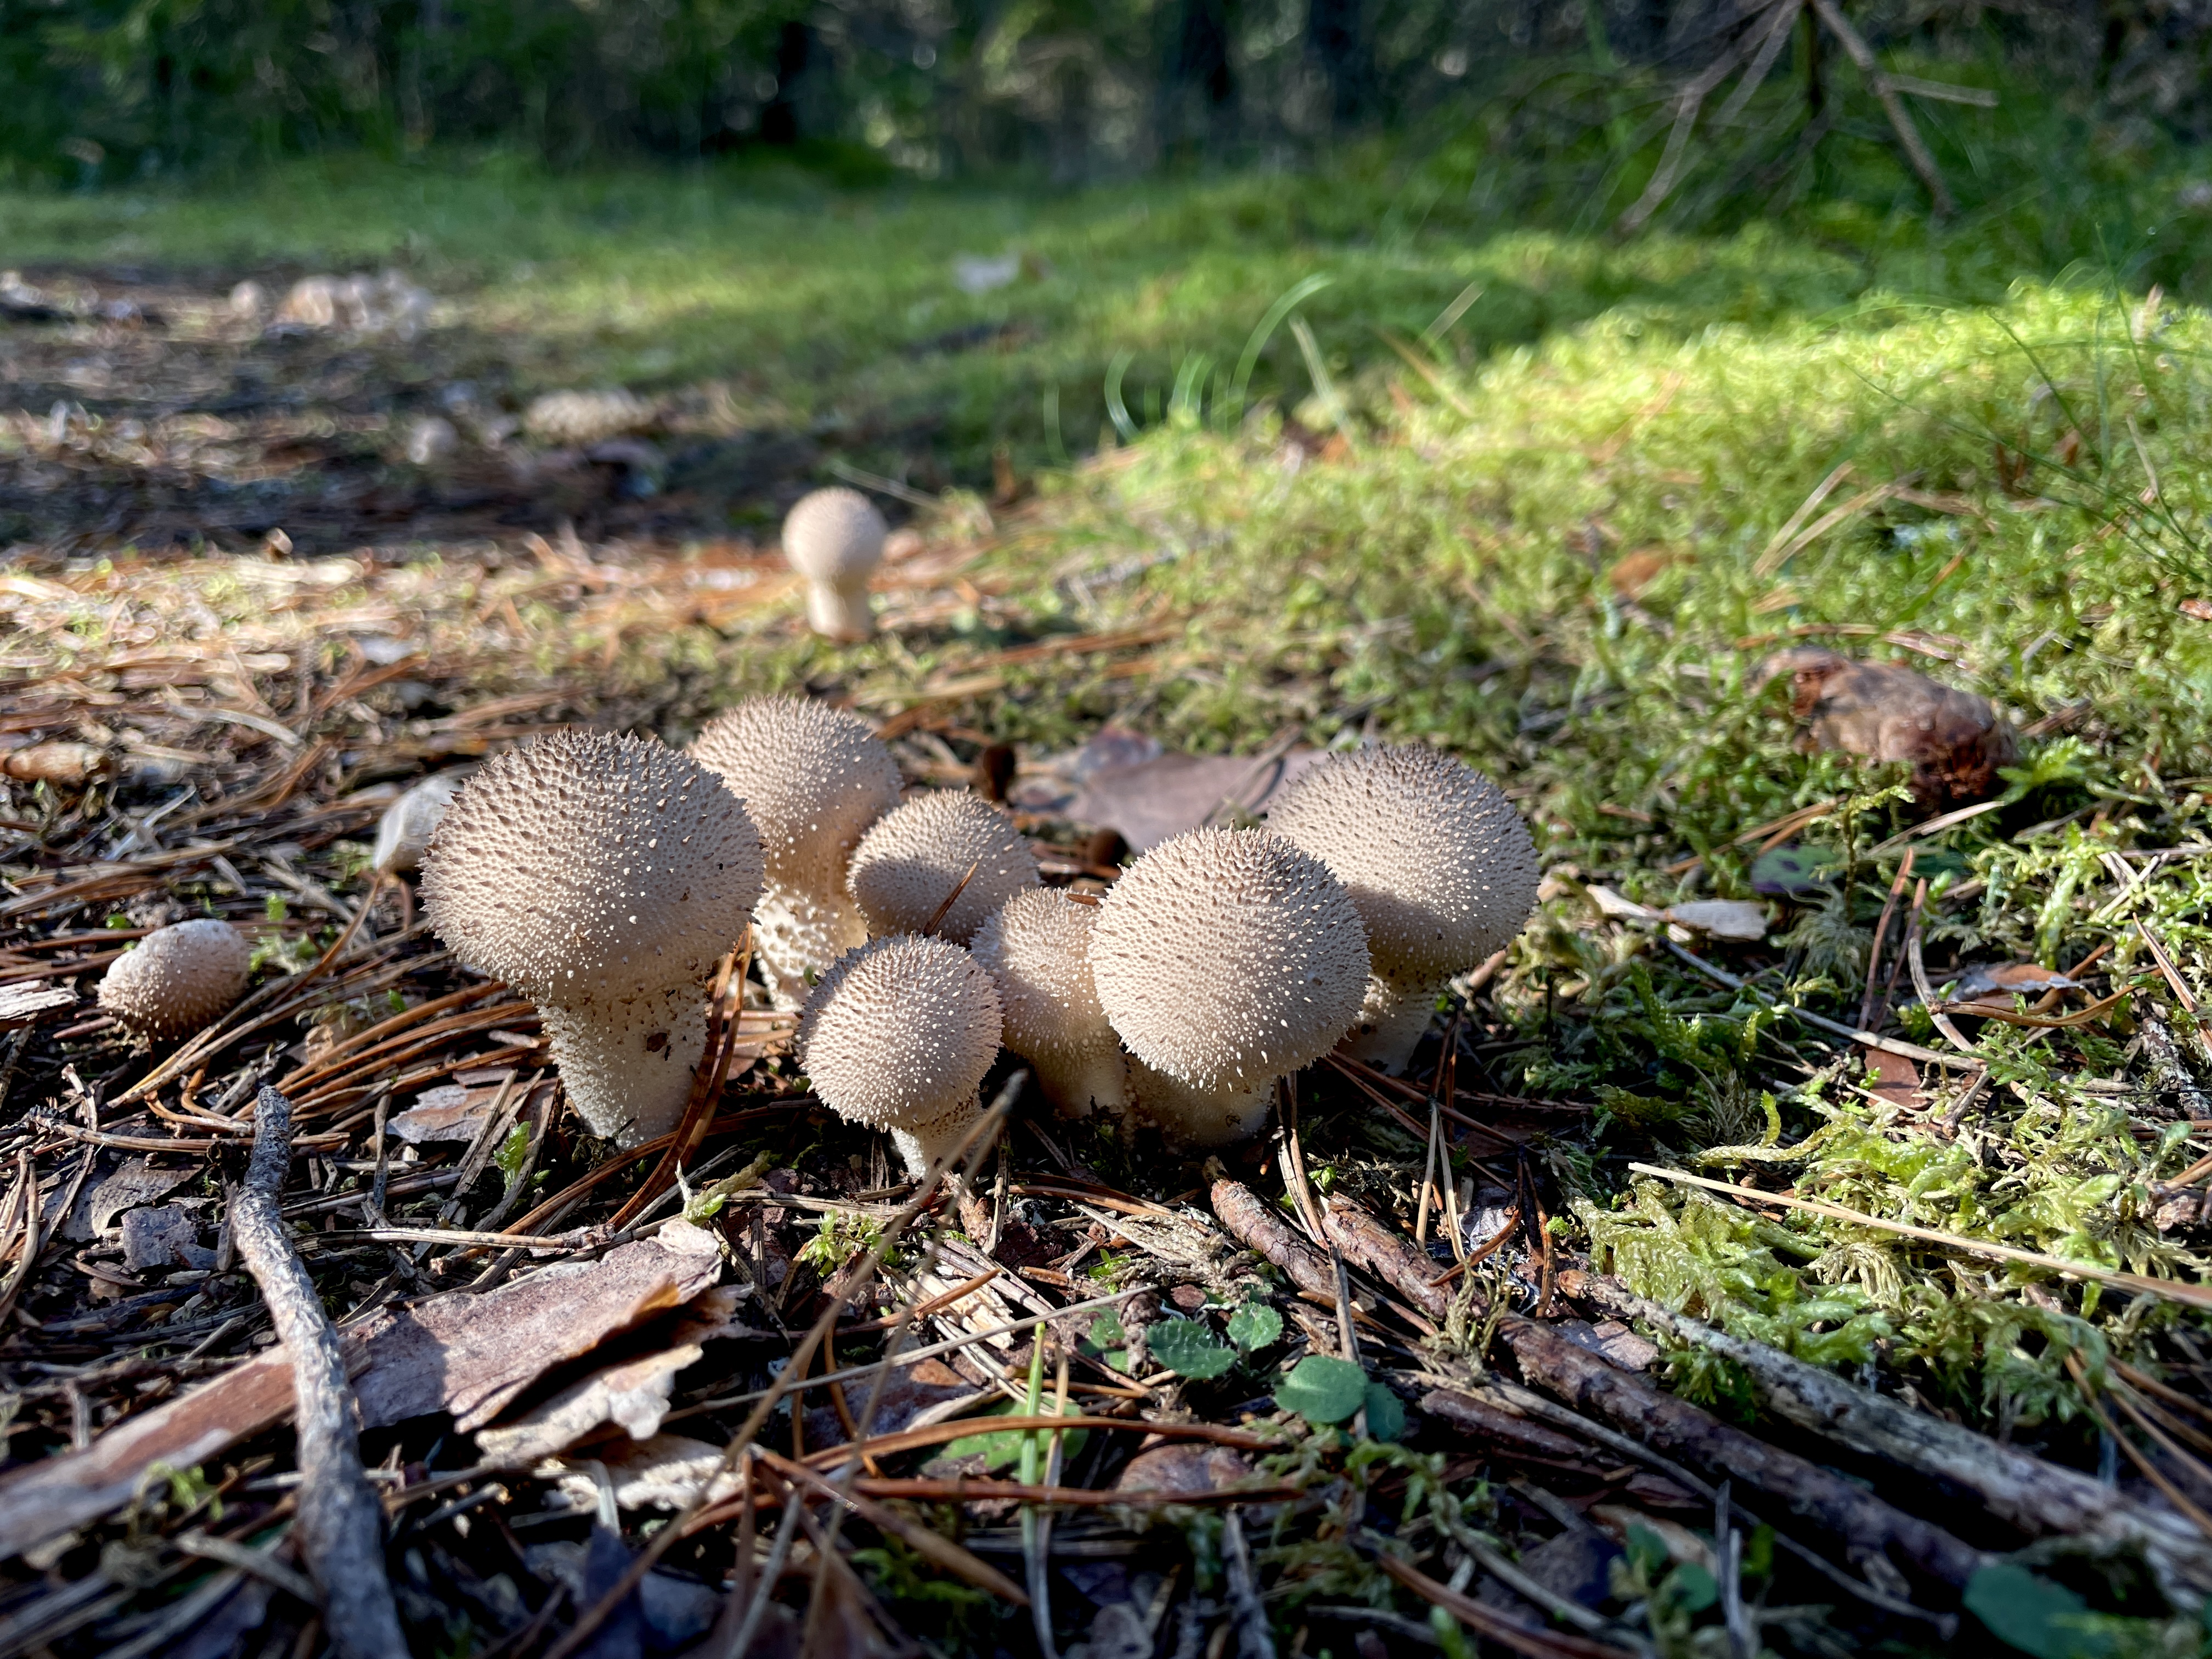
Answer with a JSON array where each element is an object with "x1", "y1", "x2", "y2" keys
[
  {"x1": 1166, "y1": 0, "x2": 1236, "y2": 151},
  {"x1": 1307, "y1": 0, "x2": 1374, "y2": 127},
  {"x1": 761, "y1": 20, "x2": 811, "y2": 145}
]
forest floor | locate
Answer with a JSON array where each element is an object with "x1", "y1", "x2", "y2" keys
[{"x1": 3, "y1": 127, "x2": 2212, "y2": 1658}]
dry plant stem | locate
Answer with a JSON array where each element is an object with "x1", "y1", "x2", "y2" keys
[
  {"x1": 227, "y1": 1085, "x2": 407, "y2": 1659},
  {"x1": 1374, "y1": 1553, "x2": 1640, "y2": 1659},
  {"x1": 545, "y1": 1078, "x2": 1021, "y2": 1659},
  {"x1": 1802, "y1": 0, "x2": 1955, "y2": 214},
  {"x1": 1629, "y1": 1161, "x2": 2212, "y2": 1311},
  {"x1": 1558, "y1": 1268, "x2": 2212, "y2": 1599},
  {"x1": 0, "y1": 1151, "x2": 43, "y2": 1330},
  {"x1": 757, "y1": 1449, "x2": 1029, "y2": 1605},
  {"x1": 1222, "y1": 1510, "x2": 1277, "y2": 1659},
  {"x1": 1859, "y1": 850, "x2": 1914, "y2": 1031}
]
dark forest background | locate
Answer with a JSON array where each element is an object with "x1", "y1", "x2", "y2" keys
[{"x1": 4, "y1": 0, "x2": 2207, "y2": 186}]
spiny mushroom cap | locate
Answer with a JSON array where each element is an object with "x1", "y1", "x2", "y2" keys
[
  {"x1": 688, "y1": 697, "x2": 903, "y2": 886},
  {"x1": 421, "y1": 731, "x2": 763, "y2": 1006},
  {"x1": 1266, "y1": 745, "x2": 1539, "y2": 981},
  {"x1": 971, "y1": 889, "x2": 1109, "y2": 1059},
  {"x1": 1090, "y1": 827, "x2": 1368, "y2": 1089},
  {"x1": 797, "y1": 934, "x2": 1002, "y2": 1131},
  {"x1": 782, "y1": 487, "x2": 888, "y2": 582},
  {"x1": 847, "y1": 789, "x2": 1041, "y2": 945},
  {"x1": 99, "y1": 918, "x2": 252, "y2": 1037}
]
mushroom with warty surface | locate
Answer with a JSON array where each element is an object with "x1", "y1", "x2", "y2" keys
[
  {"x1": 1088, "y1": 827, "x2": 1368, "y2": 1147},
  {"x1": 99, "y1": 919, "x2": 252, "y2": 1039},
  {"x1": 971, "y1": 889, "x2": 1127, "y2": 1121},
  {"x1": 782, "y1": 486, "x2": 888, "y2": 641},
  {"x1": 847, "y1": 789, "x2": 1040, "y2": 946},
  {"x1": 687, "y1": 697, "x2": 904, "y2": 1008},
  {"x1": 421, "y1": 731, "x2": 763, "y2": 1146},
  {"x1": 1265, "y1": 744, "x2": 1539, "y2": 1074},
  {"x1": 798, "y1": 934, "x2": 1003, "y2": 1180}
]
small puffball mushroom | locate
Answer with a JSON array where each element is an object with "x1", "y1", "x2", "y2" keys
[
  {"x1": 797, "y1": 934, "x2": 1003, "y2": 1180},
  {"x1": 782, "y1": 486, "x2": 888, "y2": 641},
  {"x1": 847, "y1": 789, "x2": 1040, "y2": 946},
  {"x1": 689, "y1": 697, "x2": 903, "y2": 1007},
  {"x1": 972, "y1": 889, "x2": 1126, "y2": 1120},
  {"x1": 99, "y1": 919, "x2": 252, "y2": 1039},
  {"x1": 372, "y1": 769, "x2": 470, "y2": 874},
  {"x1": 1089, "y1": 827, "x2": 1368, "y2": 1147},
  {"x1": 1266, "y1": 744, "x2": 1539, "y2": 1074},
  {"x1": 422, "y1": 731, "x2": 763, "y2": 1147}
]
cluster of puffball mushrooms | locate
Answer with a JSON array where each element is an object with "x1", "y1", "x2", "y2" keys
[{"x1": 96, "y1": 488, "x2": 1542, "y2": 1183}]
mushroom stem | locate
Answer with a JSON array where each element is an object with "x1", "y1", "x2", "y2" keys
[
  {"x1": 1126, "y1": 1059, "x2": 1272, "y2": 1148},
  {"x1": 804, "y1": 577, "x2": 873, "y2": 642},
  {"x1": 754, "y1": 884, "x2": 872, "y2": 1009},
  {"x1": 888, "y1": 1097, "x2": 981, "y2": 1183},
  {"x1": 1029, "y1": 1042, "x2": 1130, "y2": 1123},
  {"x1": 539, "y1": 986, "x2": 708, "y2": 1147},
  {"x1": 1339, "y1": 971, "x2": 1446, "y2": 1075}
]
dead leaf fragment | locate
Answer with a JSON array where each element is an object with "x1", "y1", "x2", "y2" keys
[
  {"x1": 119, "y1": 1204, "x2": 214, "y2": 1273},
  {"x1": 1663, "y1": 899, "x2": 1769, "y2": 943},
  {"x1": 0, "y1": 1220, "x2": 724, "y2": 1561},
  {"x1": 1757, "y1": 647, "x2": 2019, "y2": 808},
  {"x1": 476, "y1": 1342, "x2": 704, "y2": 1464},
  {"x1": 1608, "y1": 546, "x2": 1686, "y2": 601},
  {"x1": 1113, "y1": 1443, "x2": 1256, "y2": 1497},
  {"x1": 548, "y1": 1432, "x2": 744, "y2": 1512},
  {"x1": 2182, "y1": 599, "x2": 2212, "y2": 622}
]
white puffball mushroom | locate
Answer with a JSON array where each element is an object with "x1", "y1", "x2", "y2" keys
[
  {"x1": 972, "y1": 889, "x2": 1126, "y2": 1121},
  {"x1": 847, "y1": 789, "x2": 1040, "y2": 946},
  {"x1": 99, "y1": 919, "x2": 252, "y2": 1039},
  {"x1": 797, "y1": 934, "x2": 1003, "y2": 1180},
  {"x1": 421, "y1": 731, "x2": 763, "y2": 1147},
  {"x1": 782, "y1": 486, "x2": 888, "y2": 641},
  {"x1": 1089, "y1": 827, "x2": 1368, "y2": 1147},
  {"x1": 689, "y1": 697, "x2": 904, "y2": 1007},
  {"x1": 1266, "y1": 744, "x2": 1539, "y2": 1074},
  {"x1": 372, "y1": 769, "x2": 470, "y2": 874}
]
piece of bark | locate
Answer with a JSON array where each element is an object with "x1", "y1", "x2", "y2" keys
[
  {"x1": 228, "y1": 1085, "x2": 407, "y2": 1659},
  {"x1": 1419, "y1": 1389, "x2": 1611, "y2": 1467},
  {"x1": 475, "y1": 1342, "x2": 704, "y2": 1464},
  {"x1": 1321, "y1": 1193, "x2": 1451, "y2": 1318},
  {"x1": 1211, "y1": 1179, "x2": 1336, "y2": 1300},
  {"x1": 349, "y1": 1219, "x2": 722, "y2": 1431},
  {"x1": 1757, "y1": 648, "x2": 2019, "y2": 809},
  {"x1": 1556, "y1": 1267, "x2": 2212, "y2": 1601},
  {"x1": 0, "y1": 1220, "x2": 724, "y2": 1561},
  {"x1": 1492, "y1": 1316, "x2": 1984, "y2": 1588},
  {"x1": 0, "y1": 984, "x2": 75, "y2": 1029}
]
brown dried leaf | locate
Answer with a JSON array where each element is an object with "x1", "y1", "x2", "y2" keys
[
  {"x1": 0, "y1": 1220, "x2": 724, "y2": 1560},
  {"x1": 476, "y1": 1342, "x2": 704, "y2": 1464}
]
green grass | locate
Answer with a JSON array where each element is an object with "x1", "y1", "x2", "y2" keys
[{"x1": 15, "y1": 69, "x2": 2212, "y2": 1465}]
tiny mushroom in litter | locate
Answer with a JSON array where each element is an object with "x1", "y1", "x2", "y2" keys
[
  {"x1": 1088, "y1": 827, "x2": 1369, "y2": 1147},
  {"x1": 781, "y1": 486, "x2": 888, "y2": 641},
  {"x1": 798, "y1": 934, "x2": 1002, "y2": 1180},
  {"x1": 687, "y1": 697, "x2": 904, "y2": 1007},
  {"x1": 971, "y1": 888, "x2": 1127, "y2": 1121},
  {"x1": 1265, "y1": 744, "x2": 1539, "y2": 1074},
  {"x1": 421, "y1": 731, "x2": 763, "y2": 1146},
  {"x1": 847, "y1": 789, "x2": 1040, "y2": 946},
  {"x1": 98, "y1": 918, "x2": 252, "y2": 1039}
]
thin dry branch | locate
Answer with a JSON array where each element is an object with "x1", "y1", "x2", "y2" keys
[{"x1": 228, "y1": 1084, "x2": 407, "y2": 1659}]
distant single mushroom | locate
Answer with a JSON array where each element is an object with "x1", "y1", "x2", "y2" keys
[
  {"x1": 782, "y1": 486, "x2": 888, "y2": 641},
  {"x1": 971, "y1": 889, "x2": 1127, "y2": 1121},
  {"x1": 688, "y1": 697, "x2": 904, "y2": 1007},
  {"x1": 421, "y1": 732, "x2": 763, "y2": 1146},
  {"x1": 99, "y1": 919, "x2": 252, "y2": 1039},
  {"x1": 1088, "y1": 827, "x2": 1368, "y2": 1147},
  {"x1": 1266, "y1": 745, "x2": 1539, "y2": 1074},
  {"x1": 847, "y1": 789, "x2": 1040, "y2": 946},
  {"x1": 371, "y1": 770, "x2": 470, "y2": 875},
  {"x1": 798, "y1": 934, "x2": 1003, "y2": 1179}
]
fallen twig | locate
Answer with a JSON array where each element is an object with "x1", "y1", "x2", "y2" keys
[{"x1": 229, "y1": 1084, "x2": 407, "y2": 1659}]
